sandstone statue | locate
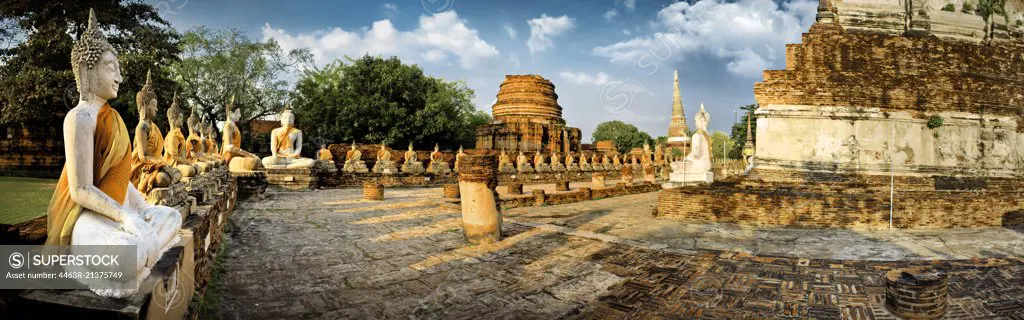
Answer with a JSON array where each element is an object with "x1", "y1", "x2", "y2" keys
[
  {"x1": 221, "y1": 95, "x2": 262, "y2": 173},
  {"x1": 318, "y1": 144, "x2": 334, "y2": 162},
  {"x1": 373, "y1": 144, "x2": 398, "y2": 174},
  {"x1": 669, "y1": 103, "x2": 714, "y2": 184},
  {"x1": 401, "y1": 143, "x2": 425, "y2": 174},
  {"x1": 47, "y1": 9, "x2": 182, "y2": 297},
  {"x1": 261, "y1": 108, "x2": 316, "y2": 169},
  {"x1": 579, "y1": 152, "x2": 593, "y2": 171},
  {"x1": 516, "y1": 151, "x2": 534, "y2": 173},
  {"x1": 602, "y1": 154, "x2": 613, "y2": 171},
  {"x1": 498, "y1": 149, "x2": 516, "y2": 173},
  {"x1": 427, "y1": 143, "x2": 451, "y2": 174},
  {"x1": 164, "y1": 94, "x2": 198, "y2": 178},
  {"x1": 566, "y1": 152, "x2": 580, "y2": 172},
  {"x1": 550, "y1": 151, "x2": 566, "y2": 172},
  {"x1": 129, "y1": 70, "x2": 180, "y2": 194},
  {"x1": 342, "y1": 142, "x2": 369, "y2": 173}
]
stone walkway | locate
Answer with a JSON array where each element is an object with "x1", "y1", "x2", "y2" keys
[{"x1": 213, "y1": 186, "x2": 1024, "y2": 319}]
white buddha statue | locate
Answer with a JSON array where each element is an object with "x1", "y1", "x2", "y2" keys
[
  {"x1": 261, "y1": 108, "x2": 316, "y2": 169},
  {"x1": 221, "y1": 95, "x2": 262, "y2": 173},
  {"x1": 48, "y1": 9, "x2": 182, "y2": 298},
  {"x1": 668, "y1": 103, "x2": 714, "y2": 185}
]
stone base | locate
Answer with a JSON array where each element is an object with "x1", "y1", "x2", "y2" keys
[
  {"x1": 401, "y1": 162, "x2": 425, "y2": 174},
  {"x1": 428, "y1": 162, "x2": 452, "y2": 174},
  {"x1": 578, "y1": 164, "x2": 593, "y2": 171},
  {"x1": 342, "y1": 161, "x2": 369, "y2": 173},
  {"x1": 315, "y1": 160, "x2": 337, "y2": 173},
  {"x1": 145, "y1": 182, "x2": 188, "y2": 207},
  {"x1": 265, "y1": 167, "x2": 319, "y2": 191},
  {"x1": 363, "y1": 182, "x2": 384, "y2": 201},
  {"x1": 498, "y1": 163, "x2": 516, "y2": 174},
  {"x1": 549, "y1": 163, "x2": 566, "y2": 172},
  {"x1": 566, "y1": 164, "x2": 581, "y2": 172},
  {"x1": 182, "y1": 174, "x2": 216, "y2": 205},
  {"x1": 534, "y1": 164, "x2": 551, "y2": 173},
  {"x1": 517, "y1": 165, "x2": 534, "y2": 173},
  {"x1": 372, "y1": 161, "x2": 399, "y2": 174},
  {"x1": 232, "y1": 171, "x2": 267, "y2": 198},
  {"x1": 664, "y1": 171, "x2": 714, "y2": 188}
]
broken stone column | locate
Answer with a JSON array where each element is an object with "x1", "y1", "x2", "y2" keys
[
  {"x1": 458, "y1": 151, "x2": 502, "y2": 244},
  {"x1": 532, "y1": 189, "x2": 546, "y2": 206},
  {"x1": 508, "y1": 182, "x2": 524, "y2": 195},
  {"x1": 555, "y1": 180, "x2": 570, "y2": 191},
  {"x1": 592, "y1": 172, "x2": 606, "y2": 188},
  {"x1": 579, "y1": 187, "x2": 592, "y2": 200},
  {"x1": 363, "y1": 181, "x2": 384, "y2": 201},
  {"x1": 885, "y1": 267, "x2": 948, "y2": 320},
  {"x1": 443, "y1": 184, "x2": 460, "y2": 199},
  {"x1": 620, "y1": 165, "x2": 634, "y2": 185}
]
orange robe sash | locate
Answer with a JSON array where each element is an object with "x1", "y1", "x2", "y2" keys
[
  {"x1": 46, "y1": 104, "x2": 132, "y2": 245},
  {"x1": 164, "y1": 128, "x2": 187, "y2": 166},
  {"x1": 129, "y1": 123, "x2": 166, "y2": 194},
  {"x1": 222, "y1": 123, "x2": 243, "y2": 163},
  {"x1": 273, "y1": 127, "x2": 297, "y2": 157}
]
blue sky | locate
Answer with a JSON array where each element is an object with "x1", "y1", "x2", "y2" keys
[{"x1": 157, "y1": 0, "x2": 818, "y2": 142}]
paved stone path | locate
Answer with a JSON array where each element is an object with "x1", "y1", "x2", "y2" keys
[{"x1": 214, "y1": 186, "x2": 1024, "y2": 319}]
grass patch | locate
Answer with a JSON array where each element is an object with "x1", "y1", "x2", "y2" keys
[{"x1": 0, "y1": 177, "x2": 56, "y2": 224}]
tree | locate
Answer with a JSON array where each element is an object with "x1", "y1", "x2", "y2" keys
[
  {"x1": 591, "y1": 121, "x2": 653, "y2": 154},
  {"x1": 729, "y1": 104, "x2": 757, "y2": 158},
  {"x1": 291, "y1": 55, "x2": 489, "y2": 149},
  {"x1": 168, "y1": 27, "x2": 312, "y2": 137},
  {"x1": 710, "y1": 131, "x2": 734, "y2": 160},
  {"x1": 0, "y1": 1, "x2": 180, "y2": 132}
]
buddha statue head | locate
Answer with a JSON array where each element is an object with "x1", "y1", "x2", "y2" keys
[
  {"x1": 695, "y1": 103, "x2": 710, "y2": 132},
  {"x1": 187, "y1": 106, "x2": 199, "y2": 135},
  {"x1": 167, "y1": 94, "x2": 183, "y2": 131},
  {"x1": 280, "y1": 108, "x2": 295, "y2": 128},
  {"x1": 408, "y1": 142, "x2": 414, "y2": 152},
  {"x1": 350, "y1": 141, "x2": 357, "y2": 150},
  {"x1": 226, "y1": 95, "x2": 240, "y2": 123},
  {"x1": 72, "y1": 9, "x2": 121, "y2": 103},
  {"x1": 434, "y1": 143, "x2": 440, "y2": 153},
  {"x1": 136, "y1": 69, "x2": 157, "y2": 121}
]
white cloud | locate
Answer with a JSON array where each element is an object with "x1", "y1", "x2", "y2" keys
[
  {"x1": 618, "y1": 0, "x2": 637, "y2": 11},
  {"x1": 504, "y1": 24, "x2": 517, "y2": 40},
  {"x1": 591, "y1": 0, "x2": 816, "y2": 77},
  {"x1": 604, "y1": 9, "x2": 619, "y2": 21},
  {"x1": 382, "y1": 3, "x2": 397, "y2": 11},
  {"x1": 262, "y1": 11, "x2": 499, "y2": 69},
  {"x1": 526, "y1": 14, "x2": 575, "y2": 55},
  {"x1": 559, "y1": 71, "x2": 611, "y2": 86},
  {"x1": 622, "y1": 29, "x2": 631, "y2": 36}
]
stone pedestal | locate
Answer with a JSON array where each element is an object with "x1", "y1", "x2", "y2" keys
[
  {"x1": 517, "y1": 164, "x2": 534, "y2": 173},
  {"x1": 534, "y1": 163, "x2": 551, "y2": 173},
  {"x1": 620, "y1": 166, "x2": 634, "y2": 184},
  {"x1": 550, "y1": 163, "x2": 566, "y2": 172},
  {"x1": 458, "y1": 151, "x2": 502, "y2": 244},
  {"x1": 498, "y1": 162, "x2": 516, "y2": 174},
  {"x1": 555, "y1": 180, "x2": 570, "y2": 192},
  {"x1": 265, "y1": 167, "x2": 319, "y2": 191},
  {"x1": 532, "y1": 189, "x2": 546, "y2": 206},
  {"x1": 443, "y1": 184, "x2": 460, "y2": 199},
  {"x1": 508, "y1": 182, "x2": 524, "y2": 195},
  {"x1": 232, "y1": 171, "x2": 267, "y2": 198},
  {"x1": 885, "y1": 268, "x2": 948, "y2": 320},
  {"x1": 363, "y1": 182, "x2": 384, "y2": 201},
  {"x1": 372, "y1": 160, "x2": 398, "y2": 174},
  {"x1": 182, "y1": 174, "x2": 215, "y2": 205},
  {"x1": 428, "y1": 162, "x2": 452, "y2": 174},
  {"x1": 342, "y1": 160, "x2": 369, "y2": 173},
  {"x1": 664, "y1": 171, "x2": 714, "y2": 189},
  {"x1": 401, "y1": 161, "x2": 425, "y2": 174},
  {"x1": 579, "y1": 163, "x2": 593, "y2": 172},
  {"x1": 592, "y1": 173, "x2": 606, "y2": 188},
  {"x1": 566, "y1": 163, "x2": 580, "y2": 172},
  {"x1": 145, "y1": 182, "x2": 192, "y2": 218}
]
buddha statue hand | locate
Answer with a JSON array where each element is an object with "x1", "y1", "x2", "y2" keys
[{"x1": 119, "y1": 211, "x2": 159, "y2": 265}]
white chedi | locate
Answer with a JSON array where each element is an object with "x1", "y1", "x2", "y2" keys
[{"x1": 668, "y1": 103, "x2": 714, "y2": 186}]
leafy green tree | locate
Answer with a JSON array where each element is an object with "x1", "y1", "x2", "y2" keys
[
  {"x1": 169, "y1": 27, "x2": 312, "y2": 136},
  {"x1": 591, "y1": 120, "x2": 653, "y2": 154},
  {"x1": 709, "y1": 131, "x2": 734, "y2": 160},
  {"x1": 729, "y1": 104, "x2": 757, "y2": 158},
  {"x1": 0, "y1": 1, "x2": 180, "y2": 132},
  {"x1": 291, "y1": 55, "x2": 489, "y2": 149}
]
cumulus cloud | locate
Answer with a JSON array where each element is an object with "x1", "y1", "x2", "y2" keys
[
  {"x1": 618, "y1": 0, "x2": 636, "y2": 11},
  {"x1": 559, "y1": 71, "x2": 611, "y2": 86},
  {"x1": 382, "y1": 3, "x2": 397, "y2": 11},
  {"x1": 526, "y1": 14, "x2": 575, "y2": 55},
  {"x1": 504, "y1": 24, "x2": 517, "y2": 40},
  {"x1": 604, "y1": 9, "x2": 619, "y2": 21},
  {"x1": 261, "y1": 11, "x2": 499, "y2": 69},
  {"x1": 591, "y1": 0, "x2": 816, "y2": 77}
]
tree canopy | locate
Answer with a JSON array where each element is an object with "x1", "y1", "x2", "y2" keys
[
  {"x1": 0, "y1": 0, "x2": 180, "y2": 131},
  {"x1": 591, "y1": 120, "x2": 654, "y2": 154},
  {"x1": 729, "y1": 104, "x2": 757, "y2": 158},
  {"x1": 709, "y1": 131, "x2": 734, "y2": 160},
  {"x1": 169, "y1": 27, "x2": 312, "y2": 135},
  {"x1": 291, "y1": 55, "x2": 489, "y2": 148}
]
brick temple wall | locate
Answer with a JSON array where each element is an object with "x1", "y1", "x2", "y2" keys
[{"x1": 0, "y1": 124, "x2": 64, "y2": 178}]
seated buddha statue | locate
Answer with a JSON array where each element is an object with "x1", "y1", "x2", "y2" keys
[
  {"x1": 498, "y1": 149, "x2": 515, "y2": 173},
  {"x1": 203, "y1": 121, "x2": 222, "y2": 165},
  {"x1": 516, "y1": 151, "x2": 534, "y2": 173},
  {"x1": 221, "y1": 96, "x2": 261, "y2": 173},
  {"x1": 48, "y1": 9, "x2": 181, "y2": 298},
  {"x1": 317, "y1": 144, "x2": 334, "y2": 162},
  {"x1": 427, "y1": 143, "x2": 451, "y2": 174},
  {"x1": 372, "y1": 144, "x2": 398, "y2": 174},
  {"x1": 533, "y1": 152, "x2": 550, "y2": 173},
  {"x1": 342, "y1": 142, "x2": 369, "y2": 173},
  {"x1": 129, "y1": 70, "x2": 180, "y2": 194},
  {"x1": 565, "y1": 152, "x2": 580, "y2": 172},
  {"x1": 613, "y1": 154, "x2": 623, "y2": 170},
  {"x1": 453, "y1": 145, "x2": 466, "y2": 173},
  {"x1": 549, "y1": 151, "x2": 566, "y2": 172},
  {"x1": 163, "y1": 94, "x2": 198, "y2": 178},
  {"x1": 401, "y1": 143, "x2": 425, "y2": 174},
  {"x1": 578, "y1": 152, "x2": 592, "y2": 171},
  {"x1": 670, "y1": 104, "x2": 714, "y2": 184},
  {"x1": 602, "y1": 154, "x2": 613, "y2": 170},
  {"x1": 261, "y1": 108, "x2": 316, "y2": 169},
  {"x1": 184, "y1": 107, "x2": 213, "y2": 173}
]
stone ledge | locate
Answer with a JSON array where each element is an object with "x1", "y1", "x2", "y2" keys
[{"x1": 499, "y1": 182, "x2": 661, "y2": 209}]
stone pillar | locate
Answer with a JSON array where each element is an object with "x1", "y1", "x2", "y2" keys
[
  {"x1": 579, "y1": 187, "x2": 592, "y2": 200},
  {"x1": 643, "y1": 164, "x2": 656, "y2": 182},
  {"x1": 508, "y1": 182, "x2": 524, "y2": 195},
  {"x1": 885, "y1": 268, "x2": 948, "y2": 320},
  {"x1": 363, "y1": 181, "x2": 383, "y2": 201},
  {"x1": 555, "y1": 180, "x2": 570, "y2": 192},
  {"x1": 620, "y1": 165, "x2": 634, "y2": 185},
  {"x1": 592, "y1": 172, "x2": 606, "y2": 188},
  {"x1": 443, "y1": 184, "x2": 460, "y2": 199},
  {"x1": 458, "y1": 151, "x2": 502, "y2": 244},
  {"x1": 532, "y1": 189, "x2": 546, "y2": 206}
]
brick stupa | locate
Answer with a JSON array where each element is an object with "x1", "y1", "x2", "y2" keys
[{"x1": 476, "y1": 75, "x2": 582, "y2": 153}]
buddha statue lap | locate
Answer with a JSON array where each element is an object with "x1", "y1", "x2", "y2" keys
[
  {"x1": 48, "y1": 9, "x2": 182, "y2": 298},
  {"x1": 613, "y1": 154, "x2": 623, "y2": 170},
  {"x1": 579, "y1": 153, "x2": 593, "y2": 171},
  {"x1": 129, "y1": 70, "x2": 180, "y2": 194},
  {"x1": 318, "y1": 144, "x2": 334, "y2": 163},
  {"x1": 261, "y1": 108, "x2": 316, "y2": 169},
  {"x1": 427, "y1": 143, "x2": 451, "y2": 174},
  {"x1": 669, "y1": 104, "x2": 714, "y2": 185},
  {"x1": 221, "y1": 96, "x2": 262, "y2": 173},
  {"x1": 516, "y1": 151, "x2": 534, "y2": 173},
  {"x1": 401, "y1": 143, "x2": 425, "y2": 174},
  {"x1": 185, "y1": 107, "x2": 214, "y2": 173},
  {"x1": 342, "y1": 142, "x2": 369, "y2": 173},
  {"x1": 372, "y1": 144, "x2": 399, "y2": 174},
  {"x1": 602, "y1": 154, "x2": 613, "y2": 171}
]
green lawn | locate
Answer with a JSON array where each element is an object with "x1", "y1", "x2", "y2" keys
[{"x1": 0, "y1": 177, "x2": 56, "y2": 225}]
